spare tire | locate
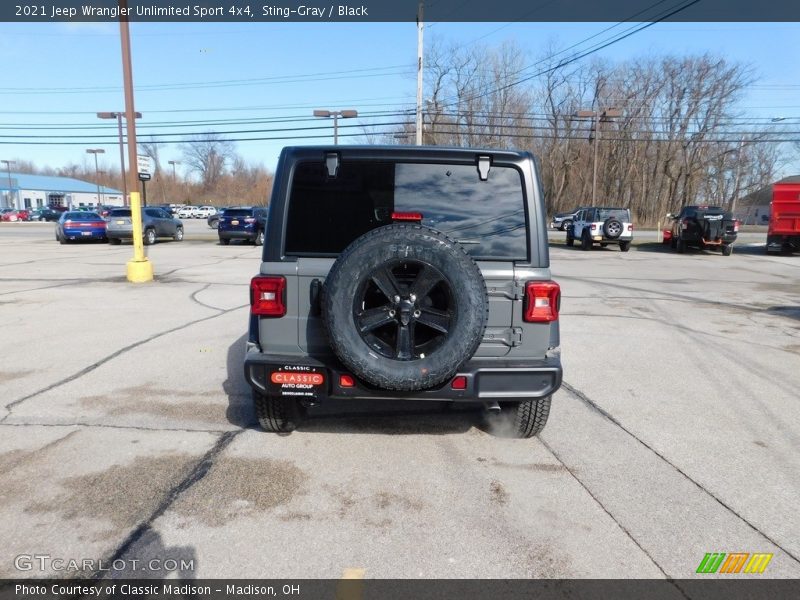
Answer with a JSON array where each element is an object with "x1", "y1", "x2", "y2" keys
[
  {"x1": 322, "y1": 224, "x2": 488, "y2": 391},
  {"x1": 603, "y1": 218, "x2": 623, "y2": 239}
]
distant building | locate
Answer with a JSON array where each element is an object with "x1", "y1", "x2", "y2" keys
[
  {"x1": 0, "y1": 172, "x2": 123, "y2": 210},
  {"x1": 735, "y1": 175, "x2": 800, "y2": 225}
]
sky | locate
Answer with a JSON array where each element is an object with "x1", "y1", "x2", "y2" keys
[{"x1": 0, "y1": 20, "x2": 798, "y2": 179}]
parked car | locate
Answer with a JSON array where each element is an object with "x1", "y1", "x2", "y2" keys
[
  {"x1": 17, "y1": 209, "x2": 31, "y2": 221},
  {"x1": 567, "y1": 206, "x2": 633, "y2": 251},
  {"x1": 667, "y1": 205, "x2": 737, "y2": 256},
  {"x1": 218, "y1": 206, "x2": 267, "y2": 245},
  {"x1": 767, "y1": 182, "x2": 800, "y2": 254},
  {"x1": 243, "y1": 146, "x2": 562, "y2": 438},
  {"x1": 177, "y1": 206, "x2": 195, "y2": 219},
  {"x1": 550, "y1": 207, "x2": 584, "y2": 231},
  {"x1": 0, "y1": 208, "x2": 22, "y2": 222},
  {"x1": 32, "y1": 207, "x2": 62, "y2": 222},
  {"x1": 56, "y1": 211, "x2": 107, "y2": 244},
  {"x1": 106, "y1": 207, "x2": 184, "y2": 245},
  {"x1": 193, "y1": 206, "x2": 217, "y2": 219}
]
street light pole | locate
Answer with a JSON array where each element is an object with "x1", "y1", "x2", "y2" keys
[
  {"x1": 168, "y1": 160, "x2": 180, "y2": 180},
  {"x1": 1, "y1": 159, "x2": 15, "y2": 209},
  {"x1": 86, "y1": 149, "x2": 105, "y2": 209},
  {"x1": 313, "y1": 109, "x2": 358, "y2": 145}
]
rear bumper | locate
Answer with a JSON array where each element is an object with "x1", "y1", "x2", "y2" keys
[
  {"x1": 244, "y1": 351, "x2": 562, "y2": 402},
  {"x1": 219, "y1": 229, "x2": 257, "y2": 240},
  {"x1": 62, "y1": 228, "x2": 106, "y2": 239}
]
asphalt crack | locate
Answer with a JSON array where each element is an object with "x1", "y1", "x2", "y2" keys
[
  {"x1": 88, "y1": 429, "x2": 242, "y2": 580},
  {"x1": 560, "y1": 380, "x2": 800, "y2": 566},
  {"x1": 1, "y1": 303, "x2": 248, "y2": 418},
  {"x1": 539, "y1": 437, "x2": 674, "y2": 581}
]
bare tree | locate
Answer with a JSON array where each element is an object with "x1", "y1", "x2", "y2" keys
[{"x1": 181, "y1": 132, "x2": 235, "y2": 191}]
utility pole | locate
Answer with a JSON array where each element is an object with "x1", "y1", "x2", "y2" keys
[
  {"x1": 415, "y1": 1, "x2": 424, "y2": 146},
  {"x1": 86, "y1": 149, "x2": 105, "y2": 208},
  {"x1": 574, "y1": 107, "x2": 622, "y2": 205},
  {"x1": 119, "y1": 0, "x2": 152, "y2": 283},
  {"x1": 730, "y1": 137, "x2": 745, "y2": 216},
  {"x1": 1, "y1": 160, "x2": 15, "y2": 209},
  {"x1": 97, "y1": 111, "x2": 141, "y2": 206}
]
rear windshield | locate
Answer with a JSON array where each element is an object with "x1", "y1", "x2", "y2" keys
[
  {"x1": 64, "y1": 212, "x2": 101, "y2": 220},
  {"x1": 285, "y1": 161, "x2": 528, "y2": 260},
  {"x1": 109, "y1": 209, "x2": 131, "y2": 217},
  {"x1": 222, "y1": 209, "x2": 254, "y2": 217},
  {"x1": 596, "y1": 208, "x2": 630, "y2": 221}
]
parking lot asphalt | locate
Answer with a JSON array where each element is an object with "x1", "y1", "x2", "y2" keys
[{"x1": 0, "y1": 220, "x2": 798, "y2": 580}]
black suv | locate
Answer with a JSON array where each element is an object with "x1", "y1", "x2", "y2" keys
[
  {"x1": 668, "y1": 205, "x2": 738, "y2": 255},
  {"x1": 218, "y1": 207, "x2": 267, "y2": 245},
  {"x1": 243, "y1": 146, "x2": 563, "y2": 437}
]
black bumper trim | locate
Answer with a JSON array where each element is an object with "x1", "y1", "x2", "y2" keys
[{"x1": 244, "y1": 351, "x2": 562, "y2": 402}]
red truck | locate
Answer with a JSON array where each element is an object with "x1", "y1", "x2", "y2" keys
[{"x1": 767, "y1": 183, "x2": 800, "y2": 254}]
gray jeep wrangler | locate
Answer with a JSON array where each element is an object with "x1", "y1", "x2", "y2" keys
[{"x1": 244, "y1": 146, "x2": 562, "y2": 437}]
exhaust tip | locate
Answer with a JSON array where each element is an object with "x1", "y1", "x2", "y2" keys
[{"x1": 484, "y1": 401, "x2": 501, "y2": 414}]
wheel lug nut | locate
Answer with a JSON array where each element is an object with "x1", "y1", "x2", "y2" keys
[
  {"x1": 410, "y1": 294, "x2": 417, "y2": 302},
  {"x1": 413, "y1": 310, "x2": 421, "y2": 318},
  {"x1": 393, "y1": 295, "x2": 400, "y2": 303},
  {"x1": 389, "y1": 310, "x2": 396, "y2": 317}
]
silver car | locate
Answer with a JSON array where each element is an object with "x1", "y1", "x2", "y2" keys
[{"x1": 106, "y1": 207, "x2": 184, "y2": 245}]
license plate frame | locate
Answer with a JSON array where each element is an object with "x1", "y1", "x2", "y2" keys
[{"x1": 267, "y1": 367, "x2": 325, "y2": 399}]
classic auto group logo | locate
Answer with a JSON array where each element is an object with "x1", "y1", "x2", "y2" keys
[{"x1": 696, "y1": 552, "x2": 773, "y2": 574}]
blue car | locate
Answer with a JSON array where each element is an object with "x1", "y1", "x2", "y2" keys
[
  {"x1": 56, "y1": 211, "x2": 108, "y2": 244},
  {"x1": 218, "y1": 206, "x2": 267, "y2": 245}
]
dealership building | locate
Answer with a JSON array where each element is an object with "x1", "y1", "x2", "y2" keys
[{"x1": 0, "y1": 172, "x2": 124, "y2": 210}]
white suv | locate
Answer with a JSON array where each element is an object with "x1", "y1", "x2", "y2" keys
[{"x1": 567, "y1": 207, "x2": 633, "y2": 252}]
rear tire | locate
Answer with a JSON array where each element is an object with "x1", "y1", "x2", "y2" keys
[
  {"x1": 581, "y1": 232, "x2": 591, "y2": 251},
  {"x1": 109, "y1": 237, "x2": 121, "y2": 245},
  {"x1": 619, "y1": 241, "x2": 631, "y2": 252},
  {"x1": 560, "y1": 220, "x2": 572, "y2": 232},
  {"x1": 489, "y1": 396, "x2": 552, "y2": 438},
  {"x1": 721, "y1": 244, "x2": 733, "y2": 256},
  {"x1": 174, "y1": 227, "x2": 184, "y2": 242},
  {"x1": 566, "y1": 228, "x2": 574, "y2": 247},
  {"x1": 143, "y1": 227, "x2": 156, "y2": 246},
  {"x1": 676, "y1": 238, "x2": 686, "y2": 253},
  {"x1": 219, "y1": 237, "x2": 230, "y2": 245},
  {"x1": 253, "y1": 391, "x2": 302, "y2": 433},
  {"x1": 254, "y1": 229, "x2": 265, "y2": 246}
]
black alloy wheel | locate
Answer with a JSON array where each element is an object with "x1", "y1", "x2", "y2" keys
[{"x1": 354, "y1": 260, "x2": 454, "y2": 361}]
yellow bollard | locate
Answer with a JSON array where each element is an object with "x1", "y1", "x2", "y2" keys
[{"x1": 126, "y1": 191, "x2": 154, "y2": 282}]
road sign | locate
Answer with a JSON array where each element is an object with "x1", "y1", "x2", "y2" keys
[
  {"x1": 138, "y1": 173, "x2": 151, "y2": 181},
  {"x1": 137, "y1": 154, "x2": 154, "y2": 177}
]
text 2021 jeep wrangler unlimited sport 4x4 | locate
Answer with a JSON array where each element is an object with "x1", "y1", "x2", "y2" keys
[{"x1": 244, "y1": 146, "x2": 562, "y2": 437}]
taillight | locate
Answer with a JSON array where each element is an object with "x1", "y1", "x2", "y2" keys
[
  {"x1": 391, "y1": 211, "x2": 423, "y2": 222},
  {"x1": 250, "y1": 276, "x2": 286, "y2": 317},
  {"x1": 64, "y1": 220, "x2": 73, "y2": 227},
  {"x1": 590, "y1": 223, "x2": 597, "y2": 230},
  {"x1": 681, "y1": 219, "x2": 689, "y2": 229},
  {"x1": 734, "y1": 220, "x2": 740, "y2": 232},
  {"x1": 245, "y1": 217, "x2": 256, "y2": 224},
  {"x1": 340, "y1": 374, "x2": 355, "y2": 388},
  {"x1": 451, "y1": 375, "x2": 467, "y2": 390},
  {"x1": 523, "y1": 281, "x2": 560, "y2": 323},
  {"x1": 627, "y1": 224, "x2": 633, "y2": 231}
]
